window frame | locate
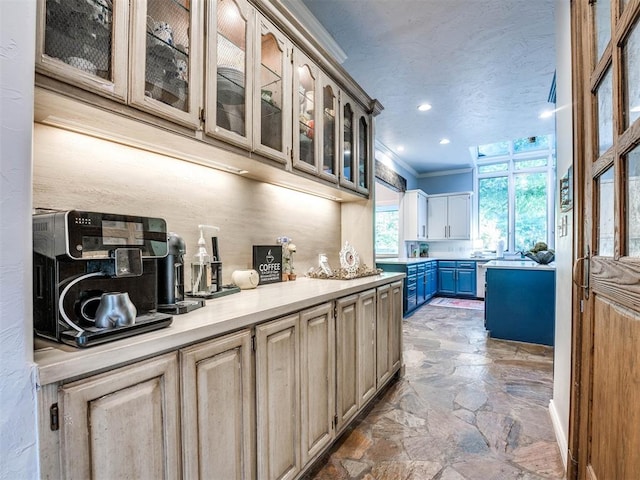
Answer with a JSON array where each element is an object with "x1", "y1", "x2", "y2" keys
[{"x1": 474, "y1": 137, "x2": 556, "y2": 253}]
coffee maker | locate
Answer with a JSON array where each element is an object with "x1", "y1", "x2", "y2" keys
[
  {"x1": 157, "y1": 232, "x2": 205, "y2": 314},
  {"x1": 33, "y1": 210, "x2": 173, "y2": 347}
]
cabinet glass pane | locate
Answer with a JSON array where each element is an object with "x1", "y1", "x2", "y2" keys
[
  {"x1": 343, "y1": 103, "x2": 354, "y2": 183},
  {"x1": 298, "y1": 65, "x2": 315, "y2": 166},
  {"x1": 322, "y1": 85, "x2": 336, "y2": 175},
  {"x1": 627, "y1": 146, "x2": 640, "y2": 256},
  {"x1": 598, "y1": 166, "x2": 615, "y2": 256},
  {"x1": 358, "y1": 116, "x2": 368, "y2": 189},
  {"x1": 623, "y1": 20, "x2": 640, "y2": 128},
  {"x1": 44, "y1": 0, "x2": 113, "y2": 79},
  {"x1": 260, "y1": 33, "x2": 283, "y2": 151},
  {"x1": 594, "y1": 0, "x2": 611, "y2": 61},
  {"x1": 145, "y1": 0, "x2": 190, "y2": 111},
  {"x1": 217, "y1": 0, "x2": 247, "y2": 135},
  {"x1": 514, "y1": 172, "x2": 547, "y2": 252},
  {"x1": 597, "y1": 67, "x2": 614, "y2": 155}
]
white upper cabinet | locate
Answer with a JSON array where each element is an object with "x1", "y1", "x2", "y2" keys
[
  {"x1": 253, "y1": 15, "x2": 292, "y2": 164},
  {"x1": 205, "y1": 0, "x2": 255, "y2": 147},
  {"x1": 36, "y1": 0, "x2": 130, "y2": 100},
  {"x1": 130, "y1": 0, "x2": 203, "y2": 127},
  {"x1": 402, "y1": 189, "x2": 428, "y2": 241},
  {"x1": 427, "y1": 193, "x2": 471, "y2": 240}
]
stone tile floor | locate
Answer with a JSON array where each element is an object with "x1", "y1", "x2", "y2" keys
[{"x1": 304, "y1": 301, "x2": 566, "y2": 480}]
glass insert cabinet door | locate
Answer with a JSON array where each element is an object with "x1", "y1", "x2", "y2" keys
[
  {"x1": 253, "y1": 15, "x2": 291, "y2": 164},
  {"x1": 36, "y1": 0, "x2": 129, "y2": 100},
  {"x1": 130, "y1": 0, "x2": 202, "y2": 127},
  {"x1": 292, "y1": 50, "x2": 320, "y2": 173},
  {"x1": 206, "y1": 0, "x2": 254, "y2": 148},
  {"x1": 358, "y1": 114, "x2": 370, "y2": 192},
  {"x1": 341, "y1": 100, "x2": 355, "y2": 187},
  {"x1": 319, "y1": 75, "x2": 339, "y2": 181}
]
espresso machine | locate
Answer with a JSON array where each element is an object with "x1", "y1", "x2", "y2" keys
[
  {"x1": 157, "y1": 232, "x2": 205, "y2": 314},
  {"x1": 33, "y1": 210, "x2": 173, "y2": 347}
]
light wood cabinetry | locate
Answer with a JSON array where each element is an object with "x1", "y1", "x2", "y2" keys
[
  {"x1": 389, "y1": 281, "x2": 403, "y2": 372},
  {"x1": 58, "y1": 353, "x2": 181, "y2": 480},
  {"x1": 256, "y1": 314, "x2": 301, "y2": 480},
  {"x1": 358, "y1": 289, "x2": 377, "y2": 406},
  {"x1": 427, "y1": 193, "x2": 471, "y2": 240},
  {"x1": 35, "y1": 0, "x2": 376, "y2": 199},
  {"x1": 130, "y1": 0, "x2": 203, "y2": 127},
  {"x1": 402, "y1": 189, "x2": 428, "y2": 241},
  {"x1": 299, "y1": 303, "x2": 335, "y2": 465},
  {"x1": 376, "y1": 281, "x2": 403, "y2": 387},
  {"x1": 180, "y1": 330, "x2": 254, "y2": 480}
]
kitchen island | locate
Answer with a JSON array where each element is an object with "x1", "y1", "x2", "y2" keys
[
  {"x1": 35, "y1": 273, "x2": 404, "y2": 480},
  {"x1": 484, "y1": 260, "x2": 556, "y2": 346}
]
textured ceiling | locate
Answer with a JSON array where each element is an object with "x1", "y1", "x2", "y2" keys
[{"x1": 299, "y1": 0, "x2": 557, "y2": 174}]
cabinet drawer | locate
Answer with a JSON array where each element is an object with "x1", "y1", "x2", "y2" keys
[
  {"x1": 407, "y1": 265, "x2": 418, "y2": 275},
  {"x1": 417, "y1": 263, "x2": 426, "y2": 274},
  {"x1": 456, "y1": 261, "x2": 476, "y2": 269},
  {"x1": 438, "y1": 261, "x2": 456, "y2": 268}
]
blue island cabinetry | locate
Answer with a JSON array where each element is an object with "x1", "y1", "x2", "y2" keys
[
  {"x1": 376, "y1": 260, "x2": 437, "y2": 316},
  {"x1": 484, "y1": 263, "x2": 555, "y2": 346}
]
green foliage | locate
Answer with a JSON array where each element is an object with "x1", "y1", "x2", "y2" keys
[{"x1": 375, "y1": 209, "x2": 399, "y2": 254}]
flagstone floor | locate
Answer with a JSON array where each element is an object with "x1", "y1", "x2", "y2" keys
[{"x1": 304, "y1": 301, "x2": 566, "y2": 480}]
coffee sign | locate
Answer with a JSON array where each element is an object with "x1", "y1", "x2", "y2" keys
[{"x1": 252, "y1": 245, "x2": 282, "y2": 284}]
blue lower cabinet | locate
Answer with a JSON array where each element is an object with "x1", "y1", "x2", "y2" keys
[
  {"x1": 485, "y1": 268, "x2": 555, "y2": 346},
  {"x1": 437, "y1": 261, "x2": 476, "y2": 297},
  {"x1": 377, "y1": 260, "x2": 436, "y2": 316}
]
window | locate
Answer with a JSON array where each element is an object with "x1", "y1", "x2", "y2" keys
[
  {"x1": 375, "y1": 206, "x2": 399, "y2": 255},
  {"x1": 475, "y1": 135, "x2": 555, "y2": 253}
]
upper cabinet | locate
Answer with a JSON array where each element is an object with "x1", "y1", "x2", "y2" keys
[
  {"x1": 130, "y1": 0, "x2": 203, "y2": 127},
  {"x1": 427, "y1": 193, "x2": 471, "y2": 240},
  {"x1": 292, "y1": 50, "x2": 321, "y2": 175},
  {"x1": 36, "y1": 0, "x2": 130, "y2": 100},
  {"x1": 35, "y1": 0, "x2": 378, "y2": 199},
  {"x1": 253, "y1": 15, "x2": 292, "y2": 164},
  {"x1": 205, "y1": 0, "x2": 254, "y2": 147},
  {"x1": 402, "y1": 189, "x2": 428, "y2": 241}
]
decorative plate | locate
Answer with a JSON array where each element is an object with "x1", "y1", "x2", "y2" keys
[{"x1": 339, "y1": 241, "x2": 360, "y2": 274}]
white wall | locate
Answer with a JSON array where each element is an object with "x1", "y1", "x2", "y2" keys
[
  {"x1": 0, "y1": 1, "x2": 39, "y2": 479},
  {"x1": 549, "y1": 0, "x2": 573, "y2": 469}
]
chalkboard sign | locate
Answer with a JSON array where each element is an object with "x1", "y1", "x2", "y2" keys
[{"x1": 252, "y1": 245, "x2": 282, "y2": 284}]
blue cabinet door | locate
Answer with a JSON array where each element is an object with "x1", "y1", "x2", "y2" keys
[
  {"x1": 417, "y1": 264, "x2": 426, "y2": 305},
  {"x1": 456, "y1": 269, "x2": 476, "y2": 296},
  {"x1": 438, "y1": 268, "x2": 456, "y2": 295}
]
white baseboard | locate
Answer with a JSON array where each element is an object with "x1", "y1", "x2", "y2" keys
[{"x1": 549, "y1": 399, "x2": 568, "y2": 469}]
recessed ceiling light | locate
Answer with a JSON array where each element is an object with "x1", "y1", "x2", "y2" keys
[
  {"x1": 397, "y1": 145, "x2": 405, "y2": 152},
  {"x1": 439, "y1": 138, "x2": 450, "y2": 145},
  {"x1": 631, "y1": 105, "x2": 640, "y2": 113},
  {"x1": 418, "y1": 103, "x2": 432, "y2": 112},
  {"x1": 539, "y1": 109, "x2": 555, "y2": 119}
]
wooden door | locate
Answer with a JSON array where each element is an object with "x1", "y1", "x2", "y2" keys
[
  {"x1": 357, "y1": 289, "x2": 377, "y2": 406},
  {"x1": 256, "y1": 314, "x2": 300, "y2": 480},
  {"x1": 59, "y1": 353, "x2": 180, "y2": 480},
  {"x1": 180, "y1": 330, "x2": 254, "y2": 480},
  {"x1": 570, "y1": 1, "x2": 640, "y2": 479},
  {"x1": 300, "y1": 303, "x2": 335, "y2": 465},
  {"x1": 389, "y1": 281, "x2": 403, "y2": 373},
  {"x1": 335, "y1": 294, "x2": 359, "y2": 431}
]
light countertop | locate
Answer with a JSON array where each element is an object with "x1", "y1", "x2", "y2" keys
[
  {"x1": 376, "y1": 256, "x2": 495, "y2": 264},
  {"x1": 34, "y1": 273, "x2": 404, "y2": 386},
  {"x1": 485, "y1": 260, "x2": 556, "y2": 270}
]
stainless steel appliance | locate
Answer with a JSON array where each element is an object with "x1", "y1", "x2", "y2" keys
[{"x1": 33, "y1": 210, "x2": 173, "y2": 347}]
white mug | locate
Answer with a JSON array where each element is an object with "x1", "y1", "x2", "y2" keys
[{"x1": 231, "y1": 269, "x2": 260, "y2": 290}]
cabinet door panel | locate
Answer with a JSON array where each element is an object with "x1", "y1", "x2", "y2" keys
[
  {"x1": 389, "y1": 281, "x2": 403, "y2": 372},
  {"x1": 438, "y1": 268, "x2": 456, "y2": 295},
  {"x1": 130, "y1": 0, "x2": 203, "y2": 127},
  {"x1": 456, "y1": 269, "x2": 476, "y2": 296},
  {"x1": 357, "y1": 112, "x2": 370, "y2": 194},
  {"x1": 376, "y1": 284, "x2": 391, "y2": 387},
  {"x1": 300, "y1": 303, "x2": 335, "y2": 464},
  {"x1": 335, "y1": 295, "x2": 359, "y2": 430},
  {"x1": 253, "y1": 14, "x2": 291, "y2": 164},
  {"x1": 447, "y1": 194, "x2": 471, "y2": 239},
  {"x1": 358, "y1": 289, "x2": 377, "y2": 405},
  {"x1": 36, "y1": 0, "x2": 129, "y2": 100},
  {"x1": 339, "y1": 98, "x2": 356, "y2": 188},
  {"x1": 205, "y1": 0, "x2": 255, "y2": 147},
  {"x1": 60, "y1": 353, "x2": 180, "y2": 480},
  {"x1": 292, "y1": 50, "x2": 321, "y2": 174},
  {"x1": 256, "y1": 315, "x2": 300, "y2": 480},
  {"x1": 318, "y1": 74, "x2": 339, "y2": 182},
  {"x1": 427, "y1": 196, "x2": 448, "y2": 240},
  {"x1": 181, "y1": 330, "x2": 254, "y2": 480}
]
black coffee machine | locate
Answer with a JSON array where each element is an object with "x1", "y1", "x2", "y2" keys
[
  {"x1": 157, "y1": 232, "x2": 205, "y2": 314},
  {"x1": 33, "y1": 210, "x2": 173, "y2": 347}
]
